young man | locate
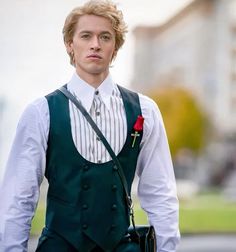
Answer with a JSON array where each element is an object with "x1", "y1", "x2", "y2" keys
[{"x1": 0, "y1": 1, "x2": 180, "y2": 251}]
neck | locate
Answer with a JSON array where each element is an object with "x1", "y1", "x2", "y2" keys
[{"x1": 76, "y1": 69, "x2": 109, "y2": 88}]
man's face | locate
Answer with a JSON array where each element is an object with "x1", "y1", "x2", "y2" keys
[{"x1": 67, "y1": 14, "x2": 117, "y2": 82}]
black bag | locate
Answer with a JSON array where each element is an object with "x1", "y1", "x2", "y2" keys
[
  {"x1": 128, "y1": 225, "x2": 156, "y2": 252},
  {"x1": 59, "y1": 87, "x2": 156, "y2": 252}
]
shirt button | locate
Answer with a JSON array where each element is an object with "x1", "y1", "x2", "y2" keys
[
  {"x1": 97, "y1": 160, "x2": 102, "y2": 164},
  {"x1": 111, "y1": 204, "x2": 117, "y2": 210},
  {"x1": 95, "y1": 90, "x2": 99, "y2": 95},
  {"x1": 96, "y1": 136, "x2": 100, "y2": 141},
  {"x1": 82, "y1": 224, "x2": 88, "y2": 229},
  {"x1": 96, "y1": 111, "x2": 100, "y2": 116}
]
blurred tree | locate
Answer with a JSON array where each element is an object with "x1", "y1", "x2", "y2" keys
[{"x1": 148, "y1": 86, "x2": 207, "y2": 157}]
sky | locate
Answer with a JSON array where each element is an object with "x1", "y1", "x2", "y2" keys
[{"x1": 0, "y1": 0, "x2": 192, "y2": 176}]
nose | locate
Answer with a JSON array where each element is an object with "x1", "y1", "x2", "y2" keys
[{"x1": 90, "y1": 36, "x2": 101, "y2": 51}]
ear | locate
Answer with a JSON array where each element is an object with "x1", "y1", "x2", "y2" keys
[{"x1": 65, "y1": 41, "x2": 73, "y2": 55}]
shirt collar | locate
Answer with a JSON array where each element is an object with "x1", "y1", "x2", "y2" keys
[{"x1": 67, "y1": 72, "x2": 115, "y2": 111}]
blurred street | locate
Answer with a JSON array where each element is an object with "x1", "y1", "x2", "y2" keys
[{"x1": 28, "y1": 234, "x2": 236, "y2": 252}]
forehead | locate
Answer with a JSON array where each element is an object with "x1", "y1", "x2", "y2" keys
[{"x1": 75, "y1": 14, "x2": 115, "y2": 34}]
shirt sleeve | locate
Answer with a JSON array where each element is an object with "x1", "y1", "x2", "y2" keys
[
  {"x1": 0, "y1": 97, "x2": 49, "y2": 252},
  {"x1": 136, "y1": 94, "x2": 180, "y2": 252}
]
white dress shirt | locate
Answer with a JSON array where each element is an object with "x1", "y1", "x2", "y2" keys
[
  {"x1": 0, "y1": 73, "x2": 180, "y2": 252},
  {"x1": 68, "y1": 74, "x2": 127, "y2": 163}
]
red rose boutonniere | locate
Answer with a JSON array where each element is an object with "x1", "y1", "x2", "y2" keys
[{"x1": 131, "y1": 115, "x2": 144, "y2": 148}]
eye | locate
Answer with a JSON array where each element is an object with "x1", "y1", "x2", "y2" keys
[
  {"x1": 80, "y1": 33, "x2": 91, "y2": 39},
  {"x1": 100, "y1": 34, "x2": 111, "y2": 41}
]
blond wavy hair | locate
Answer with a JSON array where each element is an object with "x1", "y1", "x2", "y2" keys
[{"x1": 63, "y1": 0, "x2": 128, "y2": 65}]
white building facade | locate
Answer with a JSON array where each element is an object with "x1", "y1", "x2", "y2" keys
[{"x1": 132, "y1": 0, "x2": 236, "y2": 137}]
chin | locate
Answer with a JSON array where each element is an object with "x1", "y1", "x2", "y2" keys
[{"x1": 89, "y1": 67, "x2": 108, "y2": 75}]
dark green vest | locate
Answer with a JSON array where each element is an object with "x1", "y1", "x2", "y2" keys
[{"x1": 44, "y1": 85, "x2": 142, "y2": 252}]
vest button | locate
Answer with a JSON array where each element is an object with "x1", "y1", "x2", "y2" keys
[
  {"x1": 113, "y1": 165, "x2": 118, "y2": 171},
  {"x1": 111, "y1": 204, "x2": 117, "y2": 210},
  {"x1": 82, "y1": 204, "x2": 88, "y2": 210},
  {"x1": 112, "y1": 185, "x2": 117, "y2": 191},
  {"x1": 83, "y1": 184, "x2": 90, "y2": 190},
  {"x1": 82, "y1": 224, "x2": 88, "y2": 229},
  {"x1": 111, "y1": 224, "x2": 116, "y2": 229}
]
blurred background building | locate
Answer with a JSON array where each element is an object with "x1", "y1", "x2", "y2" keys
[
  {"x1": 131, "y1": 0, "x2": 236, "y2": 195},
  {"x1": 132, "y1": 0, "x2": 236, "y2": 138}
]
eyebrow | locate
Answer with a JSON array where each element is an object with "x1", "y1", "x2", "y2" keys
[{"x1": 79, "y1": 30, "x2": 113, "y2": 35}]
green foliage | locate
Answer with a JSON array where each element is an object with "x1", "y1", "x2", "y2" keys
[{"x1": 148, "y1": 86, "x2": 207, "y2": 156}]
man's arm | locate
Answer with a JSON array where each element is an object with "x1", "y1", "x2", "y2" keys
[
  {"x1": 0, "y1": 98, "x2": 49, "y2": 252},
  {"x1": 136, "y1": 94, "x2": 180, "y2": 252}
]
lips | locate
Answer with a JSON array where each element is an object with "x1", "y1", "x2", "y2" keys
[{"x1": 87, "y1": 54, "x2": 102, "y2": 59}]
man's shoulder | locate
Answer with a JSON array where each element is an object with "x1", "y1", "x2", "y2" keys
[
  {"x1": 116, "y1": 85, "x2": 159, "y2": 111},
  {"x1": 138, "y1": 93, "x2": 158, "y2": 111},
  {"x1": 25, "y1": 97, "x2": 48, "y2": 112},
  {"x1": 137, "y1": 92, "x2": 163, "y2": 124},
  {"x1": 116, "y1": 84, "x2": 137, "y2": 96},
  {"x1": 45, "y1": 86, "x2": 64, "y2": 100},
  {"x1": 17, "y1": 96, "x2": 48, "y2": 126}
]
